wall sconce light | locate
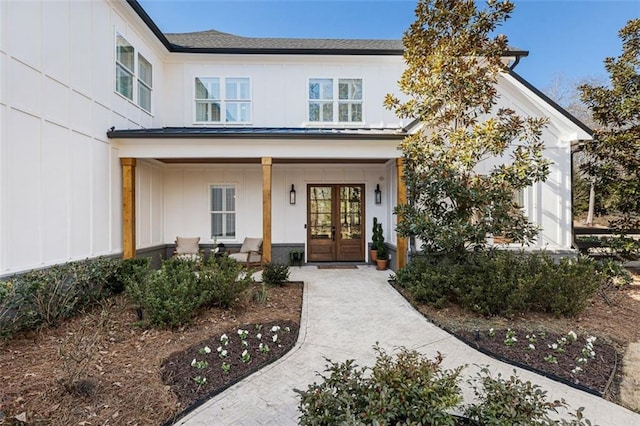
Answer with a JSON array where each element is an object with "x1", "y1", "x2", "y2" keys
[
  {"x1": 374, "y1": 184, "x2": 382, "y2": 205},
  {"x1": 289, "y1": 184, "x2": 296, "y2": 205}
]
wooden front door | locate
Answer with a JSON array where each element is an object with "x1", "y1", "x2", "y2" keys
[{"x1": 307, "y1": 184, "x2": 365, "y2": 262}]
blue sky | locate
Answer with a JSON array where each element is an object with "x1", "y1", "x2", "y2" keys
[{"x1": 138, "y1": 0, "x2": 639, "y2": 92}]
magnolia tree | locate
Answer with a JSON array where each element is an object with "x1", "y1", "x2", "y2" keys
[
  {"x1": 578, "y1": 19, "x2": 640, "y2": 233},
  {"x1": 384, "y1": 0, "x2": 550, "y2": 255}
]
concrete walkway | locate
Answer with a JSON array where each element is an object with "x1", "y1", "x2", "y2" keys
[{"x1": 176, "y1": 266, "x2": 640, "y2": 425}]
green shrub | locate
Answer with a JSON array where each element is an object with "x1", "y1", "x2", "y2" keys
[
  {"x1": 454, "y1": 251, "x2": 534, "y2": 316},
  {"x1": 73, "y1": 258, "x2": 117, "y2": 305},
  {"x1": 465, "y1": 368, "x2": 590, "y2": 425},
  {"x1": 20, "y1": 266, "x2": 81, "y2": 327},
  {"x1": 594, "y1": 258, "x2": 633, "y2": 287},
  {"x1": 399, "y1": 250, "x2": 604, "y2": 317},
  {"x1": 296, "y1": 346, "x2": 463, "y2": 425},
  {"x1": 532, "y1": 256, "x2": 602, "y2": 316},
  {"x1": 0, "y1": 278, "x2": 38, "y2": 338},
  {"x1": 262, "y1": 262, "x2": 290, "y2": 286},
  {"x1": 296, "y1": 348, "x2": 591, "y2": 425},
  {"x1": 396, "y1": 256, "x2": 460, "y2": 308},
  {"x1": 117, "y1": 257, "x2": 151, "y2": 290},
  {"x1": 126, "y1": 258, "x2": 205, "y2": 328},
  {"x1": 200, "y1": 255, "x2": 253, "y2": 308},
  {"x1": 0, "y1": 257, "x2": 150, "y2": 338}
]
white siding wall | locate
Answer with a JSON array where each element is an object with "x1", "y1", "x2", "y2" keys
[
  {"x1": 0, "y1": 0, "x2": 165, "y2": 274},
  {"x1": 159, "y1": 164, "x2": 393, "y2": 250},
  {"x1": 162, "y1": 55, "x2": 406, "y2": 128}
]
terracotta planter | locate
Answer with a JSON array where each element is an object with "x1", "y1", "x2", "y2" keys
[
  {"x1": 376, "y1": 258, "x2": 388, "y2": 270},
  {"x1": 370, "y1": 249, "x2": 378, "y2": 262}
]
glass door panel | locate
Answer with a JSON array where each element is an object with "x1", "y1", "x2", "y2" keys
[{"x1": 307, "y1": 184, "x2": 364, "y2": 262}]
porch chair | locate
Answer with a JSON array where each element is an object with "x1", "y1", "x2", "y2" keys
[
  {"x1": 228, "y1": 237, "x2": 263, "y2": 268},
  {"x1": 173, "y1": 236, "x2": 203, "y2": 262}
]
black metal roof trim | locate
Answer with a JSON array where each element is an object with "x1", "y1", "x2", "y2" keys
[
  {"x1": 107, "y1": 127, "x2": 407, "y2": 140},
  {"x1": 126, "y1": 0, "x2": 175, "y2": 51},
  {"x1": 507, "y1": 70, "x2": 593, "y2": 137},
  {"x1": 170, "y1": 46, "x2": 405, "y2": 56}
]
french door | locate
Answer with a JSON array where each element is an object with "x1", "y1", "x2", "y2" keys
[{"x1": 307, "y1": 184, "x2": 365, "y2": 262}]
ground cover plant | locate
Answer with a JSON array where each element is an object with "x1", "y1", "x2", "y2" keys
[{"x1": 162, "y1": 321, "x2": 298, "y2": 414}]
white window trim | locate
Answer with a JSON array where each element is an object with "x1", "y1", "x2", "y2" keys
[
  {"x1": 194, "y1": 77, "x2": 253, "y2": 125},
  {"x1": 137, "y1": 53, "x2": 153, "y2": 113},
  {"x1": 114, "y1": 31, "x2": 153, "y2": 115},
  {"x1": 210, "y1": 184, "x2": 238, "y2": 241},
  {"x1": 307, "y1": 77, "x2": 364, "y2": 125}
]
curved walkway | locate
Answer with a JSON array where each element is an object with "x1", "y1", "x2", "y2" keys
[{"x1": 176, "y1": 266, "x2": 640, "y2": 425}]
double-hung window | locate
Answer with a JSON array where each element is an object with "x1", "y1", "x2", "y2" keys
[
  {"x1": 116, "y1": 35, "x2": 134, "y2": 101},
  {"x1": 308, "y1": 78, "x2": 334, "y2": 122},
  {"x1": 195, "y1": 78, "x2": 221, "y2": 122},
  {"x1": 338, "y1": 79, "x2": 363, "y2": 122},
  {"x1": 115, "y1": 33, "x2": 153, "y2": 112},
  {"x1": 137, "y1": 55, "x2": 152, "y2": 112},
  {"x1": 195, "y1": 77, "x2": 251, "y2": 123},
  {"x1": 308, "y1": 78, "x2": 362, "y2": 123},
  {"x1": 210, "y1": 185, "x2": 236, "y2": 239}
]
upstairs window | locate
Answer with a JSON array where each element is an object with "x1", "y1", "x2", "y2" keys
[
  {"x1": 308, "y1": 78, "x2": 362, "y2": 123},
  {"x1": 195, "y1": 78, "x2": 221, "y2": 122},
  {"x1": 211, "y1": 185, "x2": 236, "y2": 239},
  {"x1": 308, "y1": 78, "x2": 334, "y2": 122},
  {"x1": 195, "y1": 77, "x2": 251, "y2": 123},
  {"x1": 116, "y1": 35, "x2": 134, "y2": 101},
  {"x1": 137, "y1": 54, "x2": 153, "y2": 112},
  {"x1": 115, "y1": 33, "x2": 153, "y2": 112},
  {"x1": 338, "y1": 79, "x2": 363, "y2": 122}
]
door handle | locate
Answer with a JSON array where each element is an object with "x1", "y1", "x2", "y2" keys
[{"x1": 332, "y1": 226, "x2": 336, "y2": 241}]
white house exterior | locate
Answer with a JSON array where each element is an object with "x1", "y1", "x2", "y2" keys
[{"x1": 0, "y1": 0, "x2": 592, "y2": 276}]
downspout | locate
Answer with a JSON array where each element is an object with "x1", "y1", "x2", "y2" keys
[{"x1": 509, "y1": 54, "x2": 522, "y2": 70}]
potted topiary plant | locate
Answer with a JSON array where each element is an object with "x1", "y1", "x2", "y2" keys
[
  {"x1": 375, "y1": 244, "x2": 389, "y2": 270},
  {"x1": 371, "y1": 217, "x2": 383, "y2": 262}
]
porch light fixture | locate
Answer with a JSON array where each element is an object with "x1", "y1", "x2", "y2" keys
[
  {"x1": 289, "y1": 184, "x2": 296, "y2": 205},
  {"x1": 375, "y1": 184, "x2": 382, "y2": 205}
]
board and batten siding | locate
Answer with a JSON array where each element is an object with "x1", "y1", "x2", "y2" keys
[
  {"x1": 0, "y1": 0, "x2": 166, "y2": 274},
  {"x1": 157, "y1": 164, "x2": 394, "y2": 250},
  {"x1": 162, "y1": 55, "x2": 407, "y2": 128}
]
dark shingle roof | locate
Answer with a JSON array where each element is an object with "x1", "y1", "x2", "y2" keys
[
  {"x1": 162, "y1": 29, "x2": 405, "y2": 55},
  {"x1": 166, "y1": 29, "x2": 404, "y2": 52}
]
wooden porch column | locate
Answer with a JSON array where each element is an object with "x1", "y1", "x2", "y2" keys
[
  {"x1": 121, "y1": 158, "x2": 137, "y2": 259},
  {"x1": 396, "y1": 158, "x2": 408, "y2": 269},
  {"x1": 261, "y1": 157, "x2": 272, "y2": 264}
]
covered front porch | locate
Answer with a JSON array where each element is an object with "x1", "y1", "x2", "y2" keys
[{"x1": 110, "y1": 128, "x2": 409, "y2": 270}]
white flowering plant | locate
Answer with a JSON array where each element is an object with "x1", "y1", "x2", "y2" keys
[{"x1": 182, "y1": 322, "x2": 296, "y2": 393}]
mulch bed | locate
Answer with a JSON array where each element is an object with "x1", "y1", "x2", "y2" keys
[
  {"x1": 457, "y1": 329, "x2": 617, "y2": 396},
  {"x1": 161, "y1": 320, "x2": 299, "y2": 422}
]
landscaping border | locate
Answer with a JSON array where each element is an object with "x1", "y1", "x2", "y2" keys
[
  {"x1": 161, "y1": 320, "x2": 302, "y2": 426},
  {"x1": 388, "y1": 279, "x2": 619, "y2": 399}
]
